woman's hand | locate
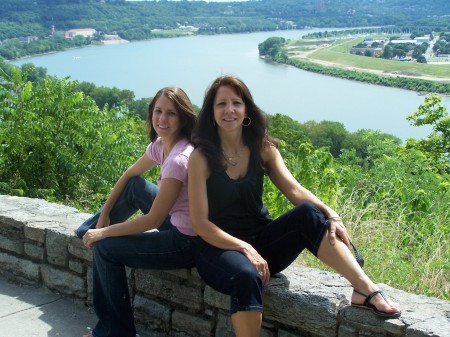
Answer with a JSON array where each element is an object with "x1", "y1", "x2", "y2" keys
[
  {"x1": 82, "y1": 228, "x2": 106, "y2": 248},
  {"x1": 243, "y1": 244, "x2": 270, "y2": 285},
  {"x1": 328, "y1": 217, "x2": 351, "y2": 248}
]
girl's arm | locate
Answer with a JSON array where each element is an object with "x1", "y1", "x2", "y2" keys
[
  {"x1": 95, "y1": 154, "x2": 157, "y2": 229},
  {"x1": 83, "y1": 157, "x2": 183, "y2": 247},
  {"x1": 262, "y1": 144, "x2": 350, "y2": 247},
  {"x1": 188, "y1": 149, "x2": 270, "y2": 284}
]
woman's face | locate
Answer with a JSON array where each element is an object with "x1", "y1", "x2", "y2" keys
[
  {"x1": 213, "y1": 85, "x2": 246, "y2": 131},
  {"x1": 152, "y1": 95, "x2": 181, "y2": 140}
]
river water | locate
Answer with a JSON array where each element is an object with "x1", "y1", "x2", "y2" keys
[{"x1": 12, "y1": 29, "x2": 450, "y2": 141}]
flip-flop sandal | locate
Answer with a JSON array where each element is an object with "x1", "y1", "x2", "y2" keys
[{"x1": 351, "y1": 289, "x2": 401, "y2": 318}]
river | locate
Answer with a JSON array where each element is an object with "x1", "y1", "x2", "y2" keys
[{"x1": 12, "y1": 29, "x2": 450, "y2": 141}]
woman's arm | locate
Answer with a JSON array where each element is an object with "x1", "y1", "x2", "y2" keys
[
  {"x1": 262, "y1": 144, "x2": 350, "y2": 247},
  {"x1": 188, "y1": 149, "x2": 270, "y2": 284}
]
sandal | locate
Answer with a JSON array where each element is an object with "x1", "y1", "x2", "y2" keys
[{"x1": 351, "y1": 289, "x2": 401, "y2": 318}]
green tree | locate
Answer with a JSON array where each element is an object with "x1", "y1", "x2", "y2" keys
[
  {"x1": 406, "y1": 95, "x2": 450, "y2": 173},
  {"x1": 382, "y1": 44, "x2": 393, "y2": 59},
  {"x1": 258, "y1": 37, "x2": 286, "y2": 60},
  {"x1": 300, "y1": 120, "x2": 348, "y2": 158},
  {"x1": 0, "y1": 66, "x2": 146, "y2": 207}
]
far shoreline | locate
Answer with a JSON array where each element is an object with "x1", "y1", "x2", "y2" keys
[{"x1": 8, "y1": 28, "x2": 450, "y2": 96}]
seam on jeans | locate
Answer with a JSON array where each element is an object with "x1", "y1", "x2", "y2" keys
[{"x1": 231, "y1": 304, "x2": 263, "y2": 314}]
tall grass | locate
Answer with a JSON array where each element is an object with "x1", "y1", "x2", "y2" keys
[
  {"x1": 263, "y1": 147, "x2": 450, "y2": 300},
  {"x1": 290, "y1": 185, "x2": 449, "y2": 300}
]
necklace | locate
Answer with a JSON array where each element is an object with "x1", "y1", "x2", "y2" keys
[{"x1": 222, "y1": 148, "x2": 241, "y2": 166}]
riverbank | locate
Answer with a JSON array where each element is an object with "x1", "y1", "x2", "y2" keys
[{"x1": 284, "y1": 37, "x2": 450, "y2": 93}]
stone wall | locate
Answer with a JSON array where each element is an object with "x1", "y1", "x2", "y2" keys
[{"x1": 0, "y1": 195, "x2": 449, "y2": 337}]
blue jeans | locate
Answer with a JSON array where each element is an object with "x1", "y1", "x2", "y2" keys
[
  {"x1": 75, "y1": 176, "x2": 196, "y2": 336},
  {"x1": 195, "y1": 201, "x2": 329, "y2": 314},
  {"x1": 75, "y1": 176, "x2": 171, "y2": 239},
  {"x1": 91, "y1": 227, "x2": 197, "y2": 337}
]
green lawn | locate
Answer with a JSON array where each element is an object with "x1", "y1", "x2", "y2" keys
[{"x1": 300, "y1": 38, "x2": 450, "y2": 79}]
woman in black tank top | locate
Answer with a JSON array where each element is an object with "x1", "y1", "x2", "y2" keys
[{"x1": 188, "y1": 76, "x2": 401, "y2": 337}]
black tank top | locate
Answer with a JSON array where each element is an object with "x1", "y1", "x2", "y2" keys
[{"x1": 207, "y1": 161, "x2": 271, "y2": 242}]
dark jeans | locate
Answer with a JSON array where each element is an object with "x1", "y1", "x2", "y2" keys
[
  {"x1": 75, "y1": 176, "x2": 171, "y2": 239},
  {"x1": 75, "y1": 176, "x2": 196, "y2": 337},
  {"x1": 91, "y1": 227, "x2": 196, "y2": 337},
  {"x1": 195, "y1": 201, "x2": 329, "y2": 314}
]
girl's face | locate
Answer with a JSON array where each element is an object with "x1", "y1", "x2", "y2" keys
[
  {"x1": 213, "y1": 85, "x2": 246, "y2": 132},
  {"x1": 152, "y1": 95, "x2": 181, "y2": 140}
]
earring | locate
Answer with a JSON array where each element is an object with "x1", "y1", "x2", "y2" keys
[{"x1": 242, "y1": 116, "x2": 252, "y2": 127}]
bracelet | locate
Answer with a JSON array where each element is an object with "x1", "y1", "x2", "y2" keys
[{"x1": 327, "y1": 216, "x2": 342, "y2": 221}]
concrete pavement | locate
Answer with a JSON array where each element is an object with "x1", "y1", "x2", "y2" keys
[
  {"x1": 0, "y1": 277, "x2": 155, "y2": 337},
  {"x1": 0, "y1": 277, "x2": 97, "y2": 337}
]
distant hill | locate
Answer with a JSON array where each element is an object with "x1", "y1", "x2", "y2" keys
[{"x1": 1, "y1": 0, "x2": 449, "y2": 41}]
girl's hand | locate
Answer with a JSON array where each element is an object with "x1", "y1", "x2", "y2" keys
[
  {"x1": 328, "y1": 217, "x2": 351, "y2": 248},
  {"x1": 82, "y1": 228, "x2": 105, "y2": 248},
  {"x1": 95, "y1": 213, "x2": 110, "y2": 229},
  {"x1": 243, "y1": 244, "x2": 270, "y2": 285}
]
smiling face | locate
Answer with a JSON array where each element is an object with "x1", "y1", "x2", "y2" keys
[
  {"x1": 151, "y1": 94, "x2": 181, "y2": 141},
  {"x1": 213, "y1": 85, "x2": 246, "y2": 132}
]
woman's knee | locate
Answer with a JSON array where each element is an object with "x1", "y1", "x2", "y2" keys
[
  {"x1": 230, "y1": 267, "x2": 263, "y2": 313},
  {"x1": 125, "y1": 176, "x2": 145, "y2": 192},
  {"x1": 231, "y1": 266, "x2": 262, "y2": 296},
  {"x1": 294, "y1": 201, "x2": 326, "y2": 223}
]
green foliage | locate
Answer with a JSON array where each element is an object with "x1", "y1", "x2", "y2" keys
[
  {"x1": 74, "y1": 81, "x2": 135, "y2": 109},
  {"x1": 287, "y1": 57, "x2": 450, "y2": 94},
  {"x1": 0, "y1": 65, "x2": 147, "y2": 209},
  {"x1": 264, "y1": 110, "x2": 449, "y2": 299},
  {"x1": 298, "y1": 120, "x2": 348, "y2": 158},
  {"x1": 258, "y1": 37, "x2": 288, "y2": 62},
  {"x1": 406, "y1": 95, "x2": 450, "y2": 173}
]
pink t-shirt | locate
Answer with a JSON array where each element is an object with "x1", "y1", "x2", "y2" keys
[{"x1": 146, "y1": 137, "x2": 195, "y2": 236}]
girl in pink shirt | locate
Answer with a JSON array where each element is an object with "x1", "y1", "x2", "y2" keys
[{"x1": 76, "y1": 87, "x2": 197, "y2": 337}]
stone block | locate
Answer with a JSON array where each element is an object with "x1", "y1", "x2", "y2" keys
[
  {"x1": 215, "y1": 312, "x2": 234, "y2": 337},
  {"x1": 358, "y1": 331, "x2": 385, "y2": 337},
  {"x1": 0, "y1": 234, "x2": 23, "y2": 254},
  {"x1": 0, "y1": 252, "x2": 40, "y2": 283},
  {"x1": 24, "y1": 243, "x2": 45, "y2": 261},
  {"x1": 134, "y1": 295, "x2": 171, "y2": 331},
  {"x1": 46, "y1": 229, "x2": 70, "y2": 266},
  {"x1": 69, "y1": 259, "x2": 84, "y2": 274},
  {"x1": 68, "y1": 237, "x2": 93, "y2": 262},
  {"x1": 278, "y1": 329, "x2": 306, "y2": 337},
  {"x1": 204, "y1": 286, "x2": 229, "y2": 311},
  {"x1": 135, "y1": 269, "x2": 204, "y2": 312},
  {"x1": 0, "y1": 213, "x2": 26, "y2": 230},
  {"x1": 338, "y1": 324, "x2": 359, "y2": 337},
  {"x1": 41, "y1": 264, "x2": 85, "y2": 298},
  {"x1": 406, "y1": 317, "x2": 450, "y2": 337},
  {"x1": 264, "y1": 286, "x2": 339, "y2": 335},
  {"x1": 172, "y1": 309, "x2": 213, "y2": 337},
  {"x1": 24, "y1": 224, "x2": 46, "y2": 243}
]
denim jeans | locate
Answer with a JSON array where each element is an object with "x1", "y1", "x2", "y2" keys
[
  {"x1": 75, "y1": 176, "x2": 196, "y2": 336},
  {"x1": 195, "y1": 201, "x2": 329, "y2": 314},
  {"x1": 75, "y1": 176, "x2": 171, "y2": 239},
  {"x1": 91, "y1": 226, "x2": 197, "y2": 337}
]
